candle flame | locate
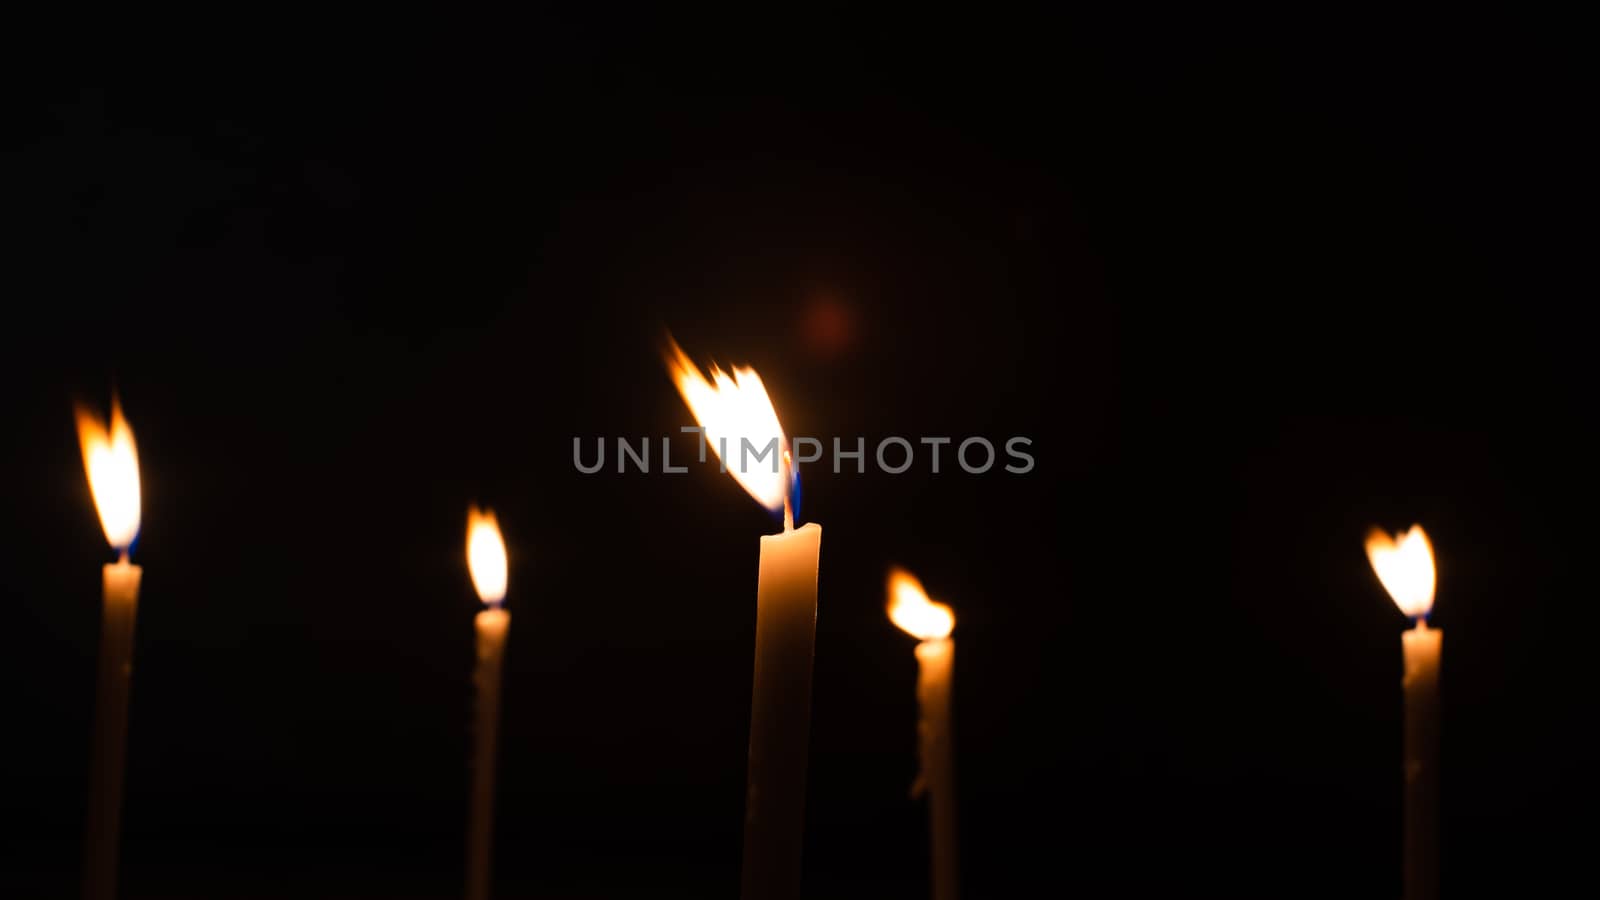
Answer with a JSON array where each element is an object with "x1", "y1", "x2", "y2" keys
[
  {"x1": 467, "y1": 506, "x2": 508, "y2": 606},
  {"x1": 887, "y1": 567, "x2": 955, "y2": 641},
  {"x1": 664, "y1": 336, "x2": 788, "y2": 512},
  {"x1": 75, "y1": 398, "x2": 141, "y2": 553},
  {"x1": 1365, "y1": 524, "x2": 1436, "y2": 618}
]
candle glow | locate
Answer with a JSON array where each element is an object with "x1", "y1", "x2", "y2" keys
[
  {"x1": 665, "y1": 335, "x2": 820, "y2": 900},
  {"x1": 1367, "y1": 523, "x2": 1442, "y2": 900},
  {"x1": 467, "y1": 506, "x2": 508, "y2": 607},
  {"x1": 665, "y1": 336, "x2": 789, "y2": 512},
  {"x1": 464, "y1": 503, "x2": 511, "y2": 900},
  {"x1": 887, "y1": 565, "x2": 960, "y2": 900},
  {"x1": 1365, "y1": 525, "x2": 1436, "y2": 618},
  {"x1": 76, "y1": 396, "x2": 145, "y2": 900},
  {"x1": 75, "y1": 400, "x2": 142, "y2": 552},
  {"x1": 887, "y1": 567, "x2": 955, "y2": 641}
]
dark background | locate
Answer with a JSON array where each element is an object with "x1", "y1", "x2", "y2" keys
[{"x1": 2, "y1": 10, "x2": 1592, "y2": 899}]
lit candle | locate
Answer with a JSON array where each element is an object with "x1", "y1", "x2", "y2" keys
[
  {"x1": 465, "y1": 506, "x2": 510, "y2": 900},
  {"x1": 666, "y1": 338, "x2": 822, "y2": 900},
  {"x1": 887, "y1": 568, "x2": 959, "y2": 900},
  {"x1": 74, "y1": 398, "x2": 143, "y2": 900},
  {"x1": 1366, "y1": 524, "x2": 1440, "y2": 900}
]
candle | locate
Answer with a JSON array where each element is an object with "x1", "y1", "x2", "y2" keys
[
  {"x1": 74, "y1": 399, "x2": 143, "y2": 900},
  {"x1": 887, "y1": 568, "x2": 959, "y2": 900},
  {"x1": 665, "y1": 338, "x2": 822, "y2": 900},
  {"x1": 465, "y1": 506, "x2": 511, "y2": 900},
  {"x1": 1366, "y1": 524, "x2": 1440, "y2": 900},
  {"x1": 745, "y1": 519, "x2": 822, "y2": 899}
]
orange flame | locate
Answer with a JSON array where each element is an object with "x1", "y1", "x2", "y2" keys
[
  {"x1": 664, "y1": 336, "x2": 788, "y2": 512},
  {"x1": 75, "y1": 398, "x2": 141, "y2": 552},
  {"x1": 467, "y1": 506, "x2": 508, "y2": 606},
  {"x1": 1365, "y1": 524, "x2": 1436, "y2": 618},
  {"x1": 887, "y1": 567, "x2": 955, "y2": 641}
]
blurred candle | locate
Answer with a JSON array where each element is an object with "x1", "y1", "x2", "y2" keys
[
  {"x1": 666, "y1": 338, "x2": 822, "y2": 900},
  {"x1": 1366, "y1": 524, "x2": 1440, "y2": 900},
  {"x1": 75, "y1": 399, "x2": 143, "y2": 900},
  {"x1": 888, "y1": 568, "x2": 959, "y2": 900},
  {"x1": 465, "y1": 506, "x2": 510, "y2": 900}
]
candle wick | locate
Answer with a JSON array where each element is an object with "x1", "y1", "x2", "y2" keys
[
  {"x1": 781, "y1": 449, "x2": 795, "y2": 532},
  {"x1": 118, "y1": 548, "x2": 129, "y2": 566}
]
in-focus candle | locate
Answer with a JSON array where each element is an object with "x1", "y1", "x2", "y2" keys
[{"x1": 665, "y1": 337, "x2": 823, "y2": 900}]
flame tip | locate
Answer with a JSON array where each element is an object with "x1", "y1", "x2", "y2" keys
[
  {"x1": 887, "y1": 567, "x2": 955, "y2": 641},
  {"x1": 1365, "y1": 523, "x2": 1437, "y2": 619},
  {"x1": 664, "y1": 334, "x2": 790, "y2": 512},
  {"x1": 76, "y1": 397, "x2": 141, "y2": 550},
  {"x1": 466, "y1": 505, "x2": 509, "y2": 605}
]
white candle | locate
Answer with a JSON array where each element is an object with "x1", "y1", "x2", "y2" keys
[
  {"x1": 465, "y1": 506, "x2": 511, "y2": 900},
  {"x1": 888, "y1": 568, "x2": 959, "y2": 900},
  {"x1": 1401, "y1": 621, "x2": 1441, "y2": 900},
  {"x1": 665, "y1": 337, "x2": 823, "y2": 900},
  {"x1": 1366, "y1": 524, "x2": 1440, "y2": 900},
  {"x1": 744, "y1": 519, "x2": 821, "y2": 898},
  {"x1": 75, "y1": 399, "x2": 143, "y2": 900}
]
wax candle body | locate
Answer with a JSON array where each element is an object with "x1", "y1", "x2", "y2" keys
[
  {"x1": 466, "y1": 608, "x2": 510, "y2": 900},
  {"x1": 84, "y1": 560, "x2": 141, "y2": 900},
  {"x1": 1402, "y1": 623, "x2": 1441, "y2": 900},
  {"x1": 740, "y1": 521, "x2": 822, "y2": 900},
  {"x1": 916, "y1": 637, "x2": 958, "y2": 900}
]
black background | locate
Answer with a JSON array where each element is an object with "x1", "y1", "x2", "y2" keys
[{"x1": 3, "y1": 10, "x2": 1592, "y2": 899}]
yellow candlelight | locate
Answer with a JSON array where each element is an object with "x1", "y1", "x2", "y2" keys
[
  {"x1": 1366, "y1": 524, "x2": 1440, "y2": 900},
  {"x1": 666, "y1": 336, "x2": 822, "y2": 900},
  {"x1": 465, "y1": 505, "x2": 510, "y2": 900},
  {"x1": 75, "y1": 397, "x2": 144, "y2": 900},
  {"x1": 888, "y1": 567, "x2": 959, "y2": 900}
]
